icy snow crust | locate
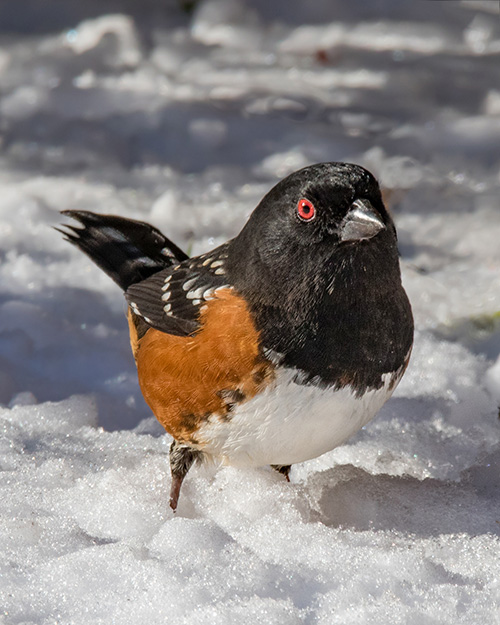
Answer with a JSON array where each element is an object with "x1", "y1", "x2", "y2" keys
[{"x1": 1, "y1": 0, "x2": 500, "y2": 622}]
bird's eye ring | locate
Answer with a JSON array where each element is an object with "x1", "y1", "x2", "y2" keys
[{"x1": 297, "y1": 198, "x2": 316, "y2": 222}]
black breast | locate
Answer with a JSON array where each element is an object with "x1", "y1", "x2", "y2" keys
[{"x1": 240, "y1": 236, "x2": 414, "y2": 395}]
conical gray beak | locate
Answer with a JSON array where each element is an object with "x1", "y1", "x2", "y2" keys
[{"x1": 339, "y1": 199, "x2": 385, "y2": 242}]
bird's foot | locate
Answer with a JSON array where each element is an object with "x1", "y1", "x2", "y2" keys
[
  {"x1": 270, "y1": 464, "x2": 291, "y2": 482},
  {"x1": 169, "y1": 441, "x2": 202, "y2": 512}
]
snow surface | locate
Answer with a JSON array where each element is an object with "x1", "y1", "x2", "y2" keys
[{"x1": 1, "y1": 0, "x2": 500, "y2": 623}]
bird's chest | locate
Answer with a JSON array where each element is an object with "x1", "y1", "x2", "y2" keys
[
  {"x1": 196, "y1": 366, "x2": 401, "y2": 467},
  {"x1": 251, "y1": 284, "x2": 413, "y2": 392}
]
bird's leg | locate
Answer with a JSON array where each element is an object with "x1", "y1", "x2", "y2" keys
[
  {"x1": 169, "y1": 441, "x2": 201, "y2": 511},
  {"x1": 270, "y1": 464, "x2": 291, "y2": 482}
]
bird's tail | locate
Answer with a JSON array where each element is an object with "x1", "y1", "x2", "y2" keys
[{"x1": 57, "y1": 210, "x2": 188, "y2": 291}]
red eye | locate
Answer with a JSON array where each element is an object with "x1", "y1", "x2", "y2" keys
[{"x1": 297, "y1": 198, "x2": 316, "y2": 221}]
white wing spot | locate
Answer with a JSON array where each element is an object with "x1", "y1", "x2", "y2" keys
[
  {"x1": 202, "y1": 257, "x2": 214, "y2": 267},
  {"x1": 186, "y1": 287, "x2": 205, "y2": 300},
  {"x1": 164, "y1": 303, "x2": 172, "y2": 314},
  {"x1": 161, "y1": 290, "x2": 171, "y2": 301},
  {"x1": 214, "y1": 268, "x2": 226, "y2": 275},
  {"x1": 192, "y1": 299, "x2": 202, "y2": 306},
  {"x1": 210, "y1": 260, "x2": 224, "y2": 268},
  {"x1": 162, "y1": 275, "x2": 172, "y2": 289},
  {"x1": 202, "y1": 285, "x2": 230, "y2": 300},
  {"x1": 182, "y1": 277, "x2": 198, "y2": 291}
]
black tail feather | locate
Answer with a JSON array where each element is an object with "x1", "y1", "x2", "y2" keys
[{"x1": 58, "y1": 210, "x2": 188, "y2": 291}]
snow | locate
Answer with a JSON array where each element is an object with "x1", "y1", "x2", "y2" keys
[{"x1": 1, "y1": 0, "x2": 500, "y2": 622}]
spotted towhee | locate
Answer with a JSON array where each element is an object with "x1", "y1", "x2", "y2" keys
[{"x1": 59, "y1": 163, "x2": 413, "y2": 511}]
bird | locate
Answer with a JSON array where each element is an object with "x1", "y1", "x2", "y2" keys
[{"x1": 59, "y1": 162, "x2": 413, "y2": 511}]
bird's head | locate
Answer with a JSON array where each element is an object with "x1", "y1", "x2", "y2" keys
[{"x1": 228, "y1": 162, "x2": 399, "y2": 305}]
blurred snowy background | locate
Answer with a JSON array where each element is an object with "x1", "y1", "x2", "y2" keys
[{"x1": 1, "y1": 0, "x2": 500, "y2": 622}]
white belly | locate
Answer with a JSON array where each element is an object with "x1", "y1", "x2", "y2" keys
[{"x1": 197, "y1": 368, "x2": 402, "y2": 467}]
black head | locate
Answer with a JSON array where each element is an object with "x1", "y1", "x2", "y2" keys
[
  {"x1": 227, "y1": 162, "x2": 398, "y2": 305},
  {"x1": 226, "y1": 162, "x2": 413, "y2": 388}
]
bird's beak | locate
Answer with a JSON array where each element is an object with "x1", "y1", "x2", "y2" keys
[{"x1": 339, "y1": 199, "x2": 386, "y2": 243}]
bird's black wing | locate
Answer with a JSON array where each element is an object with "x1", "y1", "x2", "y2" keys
[{"x1": 125, "y1": 243, "x2": 231, "y2": 337}]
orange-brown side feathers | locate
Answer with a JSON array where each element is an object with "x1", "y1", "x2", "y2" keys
[
  {"x1": 127, "y1": 308, "x2": 140, "y2": 359},
  {"x1": 127, "y1": 309, "x2": 151, "y2": 360},
  {"x1": 131, "y1": 289, "x2": 274, "y2": 444}
]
